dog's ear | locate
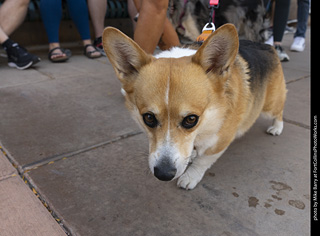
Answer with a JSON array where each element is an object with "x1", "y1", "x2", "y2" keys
[
  {"x1": 192, "y1": 24, "x2": 239, "y2": 75},
  {"x1": 102, "y1": 27, "x2": 152, "y2": 81}
]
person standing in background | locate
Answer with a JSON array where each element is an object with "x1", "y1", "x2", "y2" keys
[
  {"x1": 265, "y1": 0, "x2": 291, "y2": 62},
  {"x1": 290, "y1": 0, "x2": 310, "y2": 52}
]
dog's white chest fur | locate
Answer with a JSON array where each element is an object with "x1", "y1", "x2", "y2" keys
[{"x1": 155, "y1": 47, "x2": 197, "y2": 59}]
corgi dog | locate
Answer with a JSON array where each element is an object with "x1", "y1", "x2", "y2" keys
[{"x1": 102, "y1": 24, "x2": 287, "y2": 190}]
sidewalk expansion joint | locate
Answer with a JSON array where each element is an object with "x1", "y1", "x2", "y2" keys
[
  {"x1": 285, "y1": 74, "x2": 310, "y2": 85},
  {"x1": 22, "y1": 130, "x2": 143, "y2": 172},
  {"x1": 0, "y1": 144, "x2": 72, "y2": 235},
  {"x1": 283, "y1": 117, "x2": 310, "y2": 130},
  {"x1": 0, "y1": 173, "x2": 18, "y2": 182},
  {"x1": 1, "y1": 130, "x2": 143, "y2": 235},
  {"x1": 33, "y1": 68, "x2": 56, "y2": 80}
]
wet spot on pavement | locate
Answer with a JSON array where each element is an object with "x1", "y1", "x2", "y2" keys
[
  {"x1": 288, "y1": 200, "x2": 305, "y2": 210},
  {"x1": 275, "y1": 209, "x2": 285, "y2": 215},
  {"x1": 248, "y1": 196, "x2": 259, "y2": 208}
]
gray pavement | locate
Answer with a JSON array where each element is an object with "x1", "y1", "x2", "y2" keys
[{"x1": 0, "y1": 29, "x2": 311, "y2": 236}]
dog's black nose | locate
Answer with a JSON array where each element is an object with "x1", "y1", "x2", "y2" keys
[{"x1": 154, "y1": 164, "x2": 176, "y2": 181}]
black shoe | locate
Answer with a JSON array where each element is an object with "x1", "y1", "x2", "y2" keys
[{"x1": 4, "y1": 41, "x2": 40, "y2": 69}]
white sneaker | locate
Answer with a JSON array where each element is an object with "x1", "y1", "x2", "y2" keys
[
  {"x1": 265, "y1": 36, "x2": 274, "y2": 46},
  {"x1": 290, "y1": 37, "x2": 305, "y2": 52}
]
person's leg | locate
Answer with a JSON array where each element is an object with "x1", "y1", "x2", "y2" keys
[
  {"x1": 131, "y1": 0, "x2": 180, "y2": 53},
  {"x1": 1, "y1": 0, "x2": 40, "y2": 69},
  {"x1": 273, "y1": 0, "x2": 291, "y2": 45},
  {"x1": 290, "y1": 0, "x2": 309, "y2": 52},
  {"x1": 87, "y1": 0, "x2": 107, "y2": 55},
  {"x1": 134, "y1": 0, "x2": 168, "y2": 54},
  {"x1": 87, "y1": 0, "x2": 107, "y2": 39},
  {"x1": 40, "y1": 0, "x2": 67, "y2": 60},
  {"x1": 272, "y1": 0, "x2": 291, "y2": 61},
  {"x1": 295, "y1": 0, "x2": 309, "y2": 38},
  {"x1": 66, "y1": 0, "x2": 91, "y2": 41},
  {"x1": 66, "y1": 0, "x2": 101, "y2": 57},
  {"x1": 0, "y1": 0, "x2": 29, "y2": 38},
  {"x1": 128, "y1": 0, "x2": 138, "y2": 30},
  {"x1": 0, "y1": 27, "x2": 8, "y2": 44},
  {"x1": 158, "y1": 17, "x2": 180, "y2": 51},
  {"x1": 40, "y1": 0, "x2": 62, "y2": 43}
]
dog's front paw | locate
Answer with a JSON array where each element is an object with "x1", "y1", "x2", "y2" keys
[{"x1": 177, "y1": 166, "x2": 205, "y2": 190}]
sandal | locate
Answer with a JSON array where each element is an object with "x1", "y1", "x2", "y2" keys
[
  {"x1": 84, "y1": 44, "x2": 102, "y2": 59},
  {"x1": 48, "y1": 47, "x2": 71, "y2": 62}
]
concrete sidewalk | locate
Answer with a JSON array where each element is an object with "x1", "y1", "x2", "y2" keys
[{"x1": 0, "y1": 29, "x2": 310, "y2": 236}]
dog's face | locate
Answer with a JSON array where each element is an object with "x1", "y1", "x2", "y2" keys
[
  {"x1": 128, "y1": 58, "x2": 223, "y2": 181},
  {"x1": 103, "y1": 24, "x2": 238, "y2": 181}
]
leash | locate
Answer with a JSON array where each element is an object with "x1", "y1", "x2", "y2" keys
[{"x1": 196, "y1": 0, "x2": 219, "y2": 44}]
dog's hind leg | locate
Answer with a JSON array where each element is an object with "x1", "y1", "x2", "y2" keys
[
  {"x1": 263, "y1": 92, "x2": 286, "y2": 136},
  {"x1": 262, "y1": 70, "x2": 287, "y2": 136},
  {"x1": 266, "y1": 111, "x2": 284, "y2": 136}
]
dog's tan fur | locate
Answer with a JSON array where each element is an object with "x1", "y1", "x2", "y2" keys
[{"x1": 103, "y1": 24, "x2": 287, "y2": 190}]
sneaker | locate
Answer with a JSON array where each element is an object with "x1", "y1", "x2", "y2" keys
[
  {"x1": 93, "y1": 37, "x2": 106, "y2": 57},
  {"x1": 4, "y1": 42, "x2": 40, "y2": 69},
  {"x1": 290, "y1": 37, "x2": 305, "y2": 52},
  {"x1": 265, "y1": 36, "x2": 274, "y2": 46},
  {"x1": 274, "y1": 45, "x2": 290, "y2": 62}
]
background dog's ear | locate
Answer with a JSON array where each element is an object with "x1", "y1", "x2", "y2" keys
[
  {"x1": 192, "y1": 24, "x2": 239, "y2": 75},
  {"x1": 102, "y1": 27, "x2": 152, "y2": 81}
]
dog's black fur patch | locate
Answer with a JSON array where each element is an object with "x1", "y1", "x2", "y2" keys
[{"x1": 239, "y1": 40, "x2": 277, "y2": 92}]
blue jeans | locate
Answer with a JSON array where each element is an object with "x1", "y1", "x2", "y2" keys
[{"x1": 295, "y1": 0, "x2": 310, "y2": 38}]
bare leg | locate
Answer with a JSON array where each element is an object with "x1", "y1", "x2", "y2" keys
[
  {"x1": 133, "y1": 0, "x2": 179, "y2": 54},
  {"x1": 0, "y1": 0, "x2": 40, "y2": 69},
  {"x1": 128, "y1": 0, "x2": 138, "y2": 30},
  {"x1": 134, "y1": 0, "x2": 167, "y2": 54},
  {"x1": 158, "y1": 18, "x2": 180, "y2": 50},
  {"x1": 87, "y1": 0, "x2": 107, "y2": 39},
  {"x1": 0, "y1": 0, "x2": 29, "y2": 38},
  {"x1": 0, "y1": 27, "x2": 8, "y2": 44}
]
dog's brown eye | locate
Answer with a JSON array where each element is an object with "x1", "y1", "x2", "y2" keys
[
  {"x1": 181, "y1": 115, "x2": 199, "y2": 129},
  {"x1": 142, "y1": 113, "x2": 158, "y2": 128}
]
